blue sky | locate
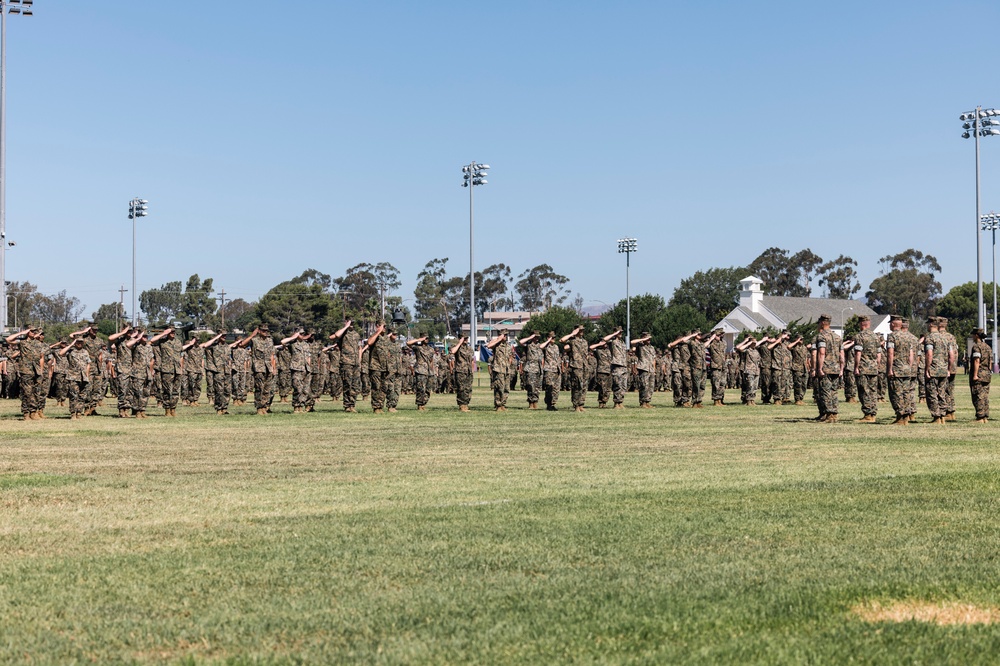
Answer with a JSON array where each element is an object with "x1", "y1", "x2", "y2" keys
[{"x1": 4, "y1": 1, "x2": 999, "y2": 316}]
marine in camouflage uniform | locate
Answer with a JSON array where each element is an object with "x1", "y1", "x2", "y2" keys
[
  {"x1": 408, "y1": 336, "x2": 434, "y2": 410},
  {"x1": 677, "y1": 333, "x2": 694, "y2": 406},
  {"x1": 590, "y1": 339, "x2": 612, "y2": 407},
  {"x1": 852, "y1": 315, "x2": 881, "y2": 422},
  {"x1": 606, "y1": 329, "x2": 628, "y2": 409},
  {"x1": 519, "y1": 331, "x2": 544, "y2": 409},
  {"x1": 276, "y1": 343, "x2": 291, "y2": 402},
  {"x1": 688, "y1": 332, "x2": 707, "y2": 407},
  {"x1": 332, "y1": 319, "x2": 361, "y2": 412},
  {"x1": 541, "y1": 332, "x2": 562, "y2": 410},
  {"x1": 486, "y1": 329, "x2": 513, "y2": 411},
  {"x1": 451, "y1": 336, "x2": 475, "y2": 411},
  {"x1": 708, "y1": 329, "x2": 727, "y2": 406},
  {"x1": 241, "y1": 324, "x2": 276, "y2": 414},
  {"x1": 899, "y1": 320, "x2": 919, "y2": 419},
  {"x1": 923, "y1": 318, "x2": 950, "y2": 423},
  {"x1": 150, "y1": 328, "x2": 183, "y2": 416},
  {"x1": 670, "y1": 344, "x2": 683, "y2": 406},
  {"x1": 199, "y1": 332, "x2": 229, "y2": 415},
  {"x1": 790, "y1": 338, "x2": 809, "y2": 405},
  {"x1": 231, "y1": 343, "x2": 250, "y2": 406},
  {"x1": 183, "y1": 341, "x2": 205, "y2": 406},
  {"x1": 736, "y1": 336, "x2": 760, "y2": 405},
  {"x1": 768, "y1": 332, "x2": 792, "y2": 405},
  {"x1": 62, "y1": 338, "x2": 92, "y2": 419},
  {"x1": 49, "y1": 341, "x2": 69, "y2": 407},
  {"x1": 108, "y1": 325, "x2": 136, "y2": 417},
  {"x1": 128, "y1": 331, "x2": 156, "y2": 418},
  {"x1": 938, "y1": 317, "x2": 959, "y2": 420},
  {"x1": 885, "y1": 316, "x2": 914, "y2": 424},
  {"x1": 969, "y1": 328, "x2": 992, "y2": 422},
  {"x1": 386, "y1": 331, "x2": 402, "y2": 411},
  {"x1": 282, "y1": 330, "x2": 313, "y2": 413},
  {"x1": 757, "y1": 339, "x2": 773, "y2": 405},
  {"x1": 326, "y1": 344, "x2": 342, "y2": 401},
  {"x1": 632, "y1": 332, "x2": 656, "y2": 408},
  {"x1": 813, "y1": 314, "x2": 843, "y2": 422},
  {"x1": 366, "y1": 324, "x2": 392, "y2": 413},
  {"x1": 6, "y1": 328, "x2": 47, "y2": 419}
]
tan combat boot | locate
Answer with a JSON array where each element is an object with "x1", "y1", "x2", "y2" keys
[{"x1": 858, "y1": 414, "x2": 876, "y2": 423}]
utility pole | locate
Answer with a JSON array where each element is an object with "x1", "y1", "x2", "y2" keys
[
  {"x1": 118, "y1": 284, "x2": 127, "y2": 331},
  {"x1": 219, "y1": 288, "x2": 226, "y2": 329}
]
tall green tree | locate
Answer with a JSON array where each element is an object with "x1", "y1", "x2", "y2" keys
[
  {"x1": 865, "y1": 249, "x2": 942, "y2": 318},
  {"x1": 33, "y1": 290, "x2": 84, "y2": 325},
  {"x1": 596, "y1": 294, "x2": 667, "y2": 344},
  {"x1": 816, "y1": 255, "x2": 861, "y2": 299},
  {"x1": 523, "y1": 306, "x2": 591, "y2": 341},
  {"x1": 139, "y1": 281, "x2": 183, "y2": 326},
  {"x1": 180, "y1": 274, "x2": 217, "y2": 326},
  {"x1": 669, "y1": 266, "x2": 745, "y2": 324},
  {"x1": 92, "y1": 302, "x2": 127, "y2": 336},
  {"x1": 936, "y1": 280, "x2": 994, "y2": 347},
  {"x1": 515, "y1": 264, "x2": 570, "y2": 311},
  {"x1": 255, "y1": 271, "x2": 336, "y2": 334},
  {"x1": 747, "y1": 248, "x2": 823, "y2": 296}
]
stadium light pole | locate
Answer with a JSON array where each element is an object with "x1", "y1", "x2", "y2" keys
[
  {"x1": 961, "y1": 106, "x2": 1000, "y2": 330},
  {"x1": 982, "y1": 211, "x2": 1000, "y2": 370},
  {"x1": 0, "y1": 0, "x2": 33, "y2": 332},
  {"x1": 617, "y1": 238, "x2": 637, "y2": 345},
  {"x1": 128, "y1": 197, "x2": 148, "y2": 325},
  {"x1": 461, "y1": 160, "x2": 489, "y2": 351}
]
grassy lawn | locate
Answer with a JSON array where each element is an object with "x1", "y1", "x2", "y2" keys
[{"x1": 2, "y1": 383, "x2": 1000, "y2": 664}]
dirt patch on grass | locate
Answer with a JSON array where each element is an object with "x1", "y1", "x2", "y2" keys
[{"x1": 852, "y1": 600, "x2": 1000, "y2": 625}]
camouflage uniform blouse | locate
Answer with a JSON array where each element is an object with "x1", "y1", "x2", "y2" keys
[
  {"x1": 971, "y1": 340, "x2": 993, "y2": 383},
  {"x1": 814, "y1": 330, "x2": 842, "y2": 374},
  {"x1": 854, "y1": 330, "x2": 881, "y2": 376}
]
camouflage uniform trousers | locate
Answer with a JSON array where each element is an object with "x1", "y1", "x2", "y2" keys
[
  {"x1": 690, "y1": 367, "x2": 706, "y2": 405},
  {"x1": 131, "y1": 377, "x2": 152, "y2": 414},
  {"x1": 594, "y1": 372, "x2": 611, "y2": 406},
  {"x1": 887, "y1": 376, "x2": 908, "y2": 419},
  {"x1": 327, "y1": 370, "x2": 342, "y2": 400},
  {"x1": 160, "y1": 372, "x2": 182, "y2": 410},
  {"x1": 856, "y1": 373, "x2": 879, "y2": 417},
  {"x1": 414, "y1": 373, "x2": 431, "y2": 407},
  {"x1": 569, "y1": 367, "x2": 587, "y2": 408},
  {"x1": 816, "y1": 374, "x2": 841, "y2": 417},
  {"x1": 387, "y1": 373, "x2": 401, "y2": 410},
  {"x1": 971, "y1": 379, "x2": 990, "y2": 420},
  {"x1": 771, "y1": 368, "x2": 792, "y2": 403},
  {"x1": 679, "y1": 367, "x2": 693, "y2": 406},
  {"x1": 759, "y1": 366, "x2": 772, "y2": 403},
  {"x1": 86, "y1": 372, "x2": 105, "y2": 411},
  {"x1": 944, "y1": 374, "x2": 956, "y2": 415},
  {"x1": 370, "y1": 369, "x2": 389, "y2": 410},
  {"x1": 637, "y1": 370, "x2": 654, "y2": 406},
  {"x1": 741, "y1": 372, "x2": 759, "y2": 404},
  {"x1": 492, "y1": 370, "x2": 510, "y2": 408},
  {"x1": 185, "y1": 372, "x2": 203, "y2": 404},
  {"x1": 710, "y1": 368, "x2": 727, "y2": 402},
  {"x1": 50, "y1": 372, "x2": 68, "y2": 403},
  {"x1": 207, "y1": 371, "x2": 229, "y2": 412},
  {"x1": 917, "y1": 374, "x2": 926, "y2": 400},
  {"x1": 108, "y1": 375, "x2": 121, "y2": 403},
  {"x1": 842, "y1": 371, "x2": 857, "y2": 402},
  {"x1": 291, "y1": 370, "x2": 310, "y2": 409},
  {"x1": 671, "y1": 370, "x2": 682, "y2": 405},
  {"x1": 361, "y1": 370, "x2": 370, "y2": 398},
  {"x1": 523, "y1": 369, "x2": 542, "y2": 405},
  {"x1": 253, "y1": 371, "x2": 275, "y2": 411},
  {"x1": 792, "y1": 370, "x2": 808, "y2": 403},
  {"x1": 543, "y1": 370, "x2": 561, "y2": 409},
  {"x1": 232, "y1": 368, "x2": 249, "y2": 403},
  {"x1": 340, "y1": 364, "x2": 360, "y2": 411},
  {"x1": 206, "y1": 373, "x2": 215, "y2": 404},
  {"x1": 277, "y1": 369, "x2": 291, "y2": 401},
  {"x1": 117, "y1": 375, "x2": 135, "y2": 413},
  {"x1": 21, "y1": 371, "x2": 47, "y2": 413},
  {"x1": 68, "y1": 378, "x2": 90, "y2": 415},
  {"x1": 611, "y1": 366, "x2": 628, "y2": 406},
  {"x1": 308, "y1": 369, "x2": 325, "y2": 409},
  {"x1": 877, "y1": 372, "x2": 887, "y2": 402},
  {"x1": 455, "y1": 372, "x2": 473, "y2": 407},
  {"x1": 925, "y1": 376, "x2": 948, "y2": 419}
]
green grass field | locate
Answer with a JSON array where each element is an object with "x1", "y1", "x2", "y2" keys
[{"x1": 2, "y1": 383, "x2": 1000, "y2": 665}]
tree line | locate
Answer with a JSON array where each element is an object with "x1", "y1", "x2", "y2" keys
[{"x1": 12, "y1": 245, "x2": 990, "y2": 347}]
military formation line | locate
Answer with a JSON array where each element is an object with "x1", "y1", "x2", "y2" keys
[{"x1": 0, "y1": 312, "x2": 991, "y2": 424}]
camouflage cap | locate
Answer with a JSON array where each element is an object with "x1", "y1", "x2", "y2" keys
[
  {"x1": 974, "y1": 328, "x2": 986, "y2": 337},
  {"x1": 857, "y1": 315, "x2": 870, "y2": 322},
  {"x1": 937, "y1": 317, "x2": 948, "y2": 324},
  {"x1": 817, "y1": 314, "x2": 832, "y2": 323},
  {"x1": 889, "y1": 314, "x2": 904, "y2": 321}
]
